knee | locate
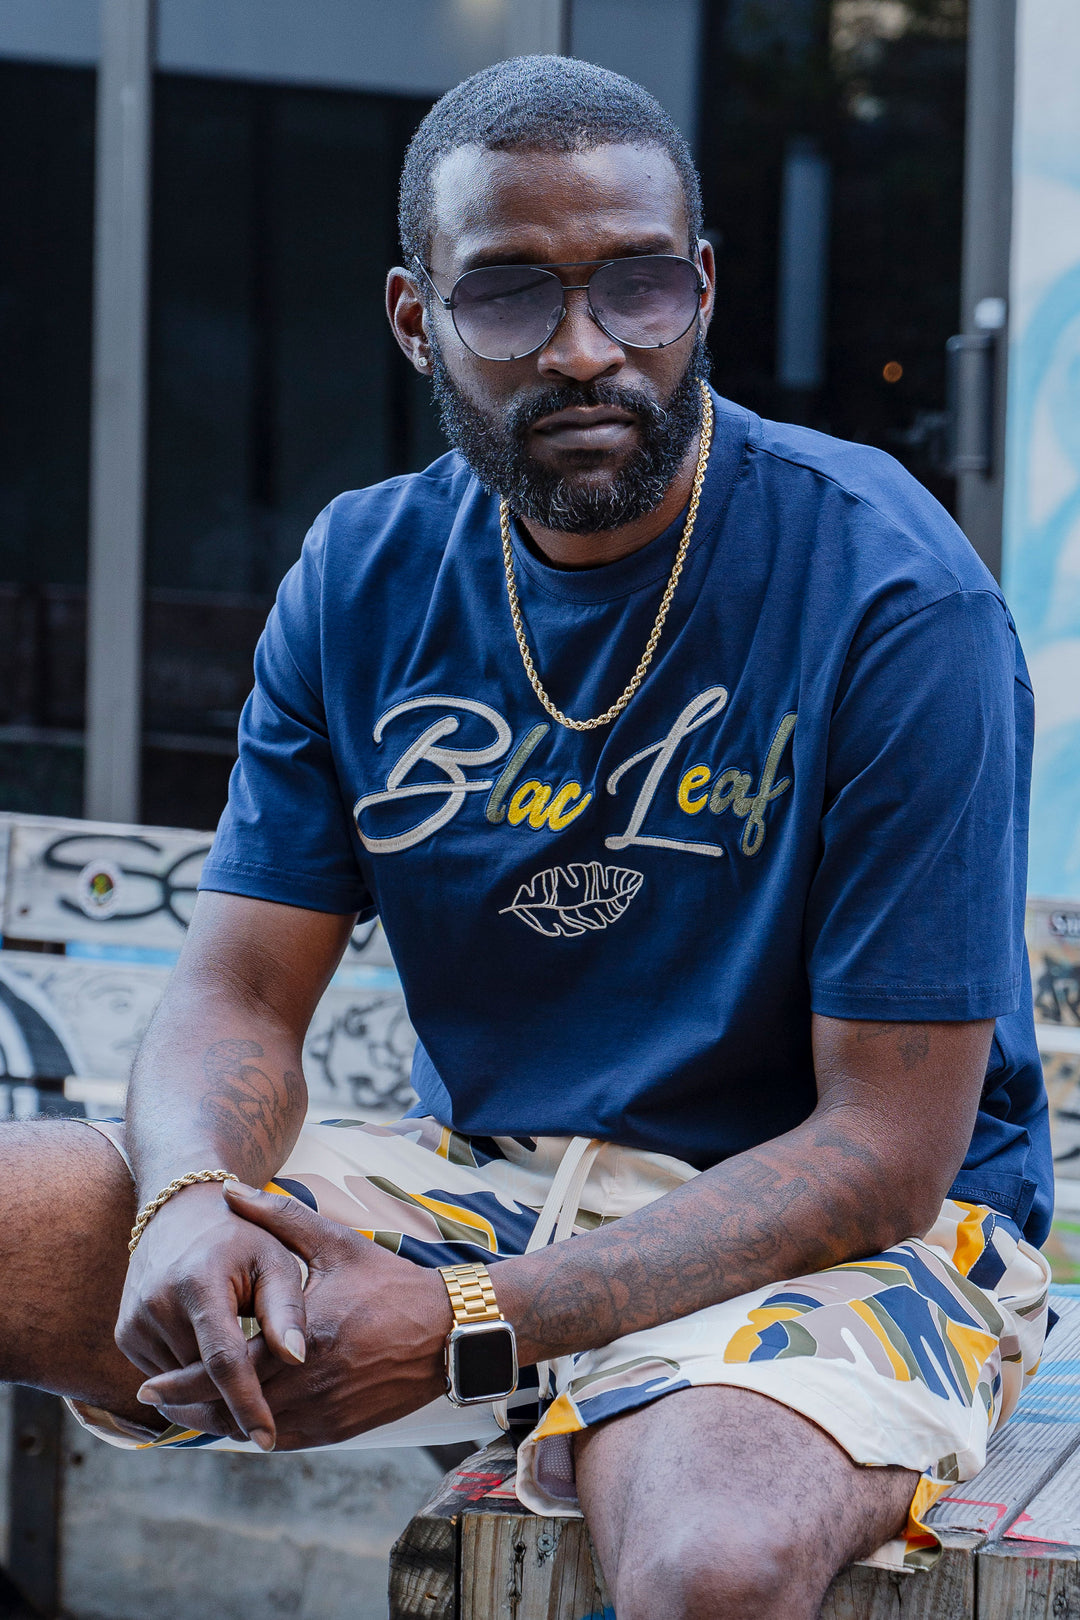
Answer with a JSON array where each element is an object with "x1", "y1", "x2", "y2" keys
[{"x1": 613, "y1": 1518, "x2": 816, "y2": 1620}]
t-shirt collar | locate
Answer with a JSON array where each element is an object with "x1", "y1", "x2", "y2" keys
[{"x1": 504, "y1": 388, "x2": 750, "y2": 605}]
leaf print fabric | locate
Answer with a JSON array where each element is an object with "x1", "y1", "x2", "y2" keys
[{"x1": 72, "y1": 1115, "x2": 1049, "y2": 1575}]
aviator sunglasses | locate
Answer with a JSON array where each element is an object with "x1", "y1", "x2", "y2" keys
[{"x1": 414, "y1": 251, "x2": 706, "y2": 362}]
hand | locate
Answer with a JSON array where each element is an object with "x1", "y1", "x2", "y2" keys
[
  {"x1": 116, "y1": 1181, "x2": 309, "y2": 1450},
  {"x1": 134, "y1": 1182, "x2": 453, "y2": 1450}
]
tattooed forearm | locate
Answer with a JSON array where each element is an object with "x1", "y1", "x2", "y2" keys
[
  {"x1": 496, "y1": 1015, "x2": 994, "y2": 1370},
  {"x1": 197, "y1": 1039, "x2": 306, "y2": 1169},
  {"x1": 499, "y1": 1114, "x2": 889, "y2": 1366}
]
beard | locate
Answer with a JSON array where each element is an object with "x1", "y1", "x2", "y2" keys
[{"x1": 428, "y1": 332, "x2": 711, "y2": 533}]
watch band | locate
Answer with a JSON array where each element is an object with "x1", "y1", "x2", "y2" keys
[{"x1": 438, "y1": 1261, "x2": 503, "y2": 1324}]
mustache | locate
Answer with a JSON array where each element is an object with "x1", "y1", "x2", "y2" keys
[{"x1": 506, "y1": 382, "x2": 669, "y2": 439}]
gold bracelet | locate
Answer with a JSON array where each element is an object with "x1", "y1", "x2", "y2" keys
[
  {"x1": 438, "y1": 1262, "x2": 504, "y2": 1325},
  {"x1": 128, "y1": 1170, "x2": 238, "y2": 1254}
]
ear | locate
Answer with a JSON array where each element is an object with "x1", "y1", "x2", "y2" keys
[
  {"x1": 386, "y1": 265, "x2": 432, "y2": 375},
  {"x1": 695, "y1": 237, "x2": 716, "y2": 335}
]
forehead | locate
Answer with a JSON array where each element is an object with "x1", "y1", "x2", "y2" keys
[{"x1": 427, "y1": 142, "x2": 689, "y2": 272}]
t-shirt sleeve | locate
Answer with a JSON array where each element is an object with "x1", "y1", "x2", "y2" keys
[
  {"x1": 805, "y1": 587, "x2": 1030, "y2": 1021},
  {"x1": 198, "y1": 513, "x2": 373, "y2": 917}
]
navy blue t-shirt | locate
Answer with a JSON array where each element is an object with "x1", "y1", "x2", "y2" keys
[{"x1": 200, "y1": 392, "x2": 1053, "y2": 1245}]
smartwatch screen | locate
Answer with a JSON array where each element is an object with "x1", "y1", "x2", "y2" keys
[{"x1": 453, "y1": 1324, "x2": 517, "y2": 1401}]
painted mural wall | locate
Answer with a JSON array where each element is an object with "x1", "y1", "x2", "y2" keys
[{"x1": 1004, "y1": 0, "x2": 1080, "y2": 899}]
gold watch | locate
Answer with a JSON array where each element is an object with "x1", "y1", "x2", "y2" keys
[{"x1": 438, "y1": 1262, "x2": 518, "y2": 1407}]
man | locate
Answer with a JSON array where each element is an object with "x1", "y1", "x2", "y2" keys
[{"x1": 0, "y1": 56, "x2": 1053, "y2": 1619}]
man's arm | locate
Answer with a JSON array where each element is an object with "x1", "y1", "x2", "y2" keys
[
  {"x1": 115, "y1": 889, "x2": 355, "y2": 1447},
  {"x1": 494, "y1": 1014, "x2": 991, "y2": 1365},
  {"x1": 139, "y1": 1013, "x2": 992, "y2": 1448}
]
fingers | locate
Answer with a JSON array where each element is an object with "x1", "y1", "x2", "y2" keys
[
  {"x1": 251, "y1": 1244, "x2": 309, "y2": 1369},
  {"x1": 149, "y1": 1399, "x2": 248, "y2": 1443},
  {"x1": 224, "y1": 1182, "x2": 345, "y2": 1270},
  {"x1": 137, "y1": 1334, "x2": 278, "y2": 1408},
  {"x1": 184, "y1": 1295, "x2": 279, "y2": 1449}
]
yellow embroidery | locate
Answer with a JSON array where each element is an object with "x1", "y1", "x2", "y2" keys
[
  {"x1": 677, "y1": 763, "x2": 712, "y2": 814},
  {"x1": 509, "y1": 781, "x2": 551, "y2": 827},
  {"x1": 686, "y1": 713, "x2": 798, "y2": 857},
  {"x1": 508, "y1": 779, "x2": 592, "y2": 831},
  {"x1": 545, "y1": 781, "x2": 593, "y2": 830}
]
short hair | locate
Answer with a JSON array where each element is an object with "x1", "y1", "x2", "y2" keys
[{"x1": 398, "y1": 55, "x2": 703, "y2": 268}]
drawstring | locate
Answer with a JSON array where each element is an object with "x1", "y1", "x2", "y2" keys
[
  {"x1": 527, "y1": 1135, "x2": 602, "y2": 1255},
  {"x1": 491, "y1": 1135, "x2": 602, "y2": 1429}
]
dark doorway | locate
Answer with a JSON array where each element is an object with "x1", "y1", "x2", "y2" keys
[{"x1": 698, "y1": 0, "x2": 966, "y2": 512}]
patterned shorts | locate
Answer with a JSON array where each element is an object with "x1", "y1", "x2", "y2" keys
[{"x1": 74, "y1": 1115, "x2": 1052, "y2": 1572}]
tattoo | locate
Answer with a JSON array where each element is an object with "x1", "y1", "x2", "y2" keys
[
  {"x1": 897, "y1": 1028, "x2": 931, "y2": 1072},
  {"x1": 198, "y1": 1039, "x2": 305, "y2": 1170},
  {"x1": 855, "y1": 1023, "x2": 890, "y2": 1043},
  {"x1": 505, "y1": 1018, "x2": 960, "y2": 1366},
  {"x1": 855, "y1": 1021, "x2": 931, "y2": 1071},
  {"x1": 509, "y1": 1116, "x2": 886, "y2": 1364}
]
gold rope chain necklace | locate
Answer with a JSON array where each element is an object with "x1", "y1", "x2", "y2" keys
[{"x1": 500, "y1": 379, "x2": 714, "y2": 732}]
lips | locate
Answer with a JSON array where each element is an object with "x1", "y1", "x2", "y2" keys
[
  {"x1": 531, "y1": 405, "x2": 638, "y2": 450},
  {"x1": 533, "y1": 405, "x2": 637, "y2": 434}
]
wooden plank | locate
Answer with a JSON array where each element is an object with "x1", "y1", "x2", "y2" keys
[
  {"x1": 409, "y1": 1439, "x2": 984, "y2": 1620},
  {"x1": 1028, "y1": 896, "x2": 1080, "y2": 1031},
  {"x1": 388, "y1": 1440, "x2": 520, "y2": 1620},
  {"x1": 821, "y1": 1532, "x2": 980, "y2": 1620},
  {"x1": 0, "y1": 948, "x2": 417, "y2": 1114},
  {"x1": 458, "y1": 1507, "x2": 973, "y2": 1620},
  {"x1": 2, "y1": 815, "x2": 211, "y2": 950},
  {"x1": 1004, "y1": 1442, "x2": 1080, "y2": 1547},
  {"x1": 388, "y1": 1502, "x2": 458, "y2": 1620},
  {"x1": 302, "y1": 974, "x2": 416, "y2": 1115},
  {"x1": 927, "y1": 1296, "x2": 1080, "y2": 1538},
  {"x1": 460, "y1": 1513, "x2": 612, "y2": 1620},
  {"x1": 976, "y1": 1539, "x2": 1080, "y2": 1619},
  {"x1": 0, "y1": 813, "x2": 398, "y2": 970},
  {"x1": 0, "y1": 950, "x2": 168, "y2": 1083}
]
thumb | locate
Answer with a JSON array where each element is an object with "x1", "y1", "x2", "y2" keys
[{"x1": 225, "y1": 1181, "x2": 339, "y2": 1266}]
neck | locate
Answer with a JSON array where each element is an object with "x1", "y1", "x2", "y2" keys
[{"x1": 515, "y1": 432, "x2": 702, "y2": 570}]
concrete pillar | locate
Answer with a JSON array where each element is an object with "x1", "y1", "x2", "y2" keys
[
  {"x1": 84, "y1": 0, "x2": 156, "y2": 822},
  {"x1": 956, "y1": 0, "x2": 1016, "y2": 578}
]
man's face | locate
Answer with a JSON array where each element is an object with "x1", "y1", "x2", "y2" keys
[{"x1": 420, "y1": 143, "x2": 714, "y2": 533}]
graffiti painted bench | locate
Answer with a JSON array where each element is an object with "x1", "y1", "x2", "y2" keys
[
  {"x1": 389, "y1": 1289, "x2": 1080, "y2": 1620},
  {"x1": 0, "y1": 809, "x2": 418, "y2": 1618},
  {"x1": 0, "y1": 810, "x2": 417, "y2": 1125}
]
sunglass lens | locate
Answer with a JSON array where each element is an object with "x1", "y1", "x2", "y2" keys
[
  {"x1": 450, "y1": 266, "x2": 564, "y2": 360},
  {"x1": 590, "y1": 256, "x2": 701, "y2": 348}
]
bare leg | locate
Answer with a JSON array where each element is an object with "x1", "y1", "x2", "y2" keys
[
  {"x1": 0, "y1": 1121, "x2": 145, "y2": 1421},
  {"x1": 575, "y1": 1385, "x2": 918, "y2": 1620}
]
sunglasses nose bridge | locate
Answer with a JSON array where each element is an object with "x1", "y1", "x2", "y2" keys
[{"x1": 538, "y1": 281, "x2": 625, "y2": 365}]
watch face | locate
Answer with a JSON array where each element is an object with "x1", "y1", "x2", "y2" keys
[{"x1": 449, "y1": 1323, "x2": 517, "y2": 1402}]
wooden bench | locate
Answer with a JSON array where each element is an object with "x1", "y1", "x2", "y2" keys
[{"x1": 389, "y1": 1289, "x2": 1080, "y2": 1620}]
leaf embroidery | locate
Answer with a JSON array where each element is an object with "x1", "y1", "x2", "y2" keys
[{"x1": 499, "y1": 862, "x2": 644, "y2": 939}]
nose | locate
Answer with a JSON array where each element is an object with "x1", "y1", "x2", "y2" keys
[{"x1": 536, "y1": 284, "x2": 625, "y2": 383}]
